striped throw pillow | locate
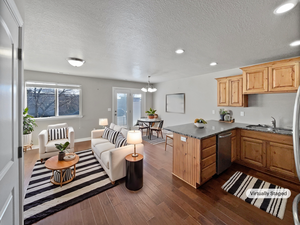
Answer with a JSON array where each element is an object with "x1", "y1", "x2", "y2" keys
[
  {"x1": 102, "y1": 127, "x2": 111, "y2": 139},
  {"x1": 108, "y1": 130, "x2": 120, "y2": 144},
  {"x1": 115, "y1": 133, "x2": 127, "y2": 148},
  {"x1": 48, "y1": 127, "x2": 67, "y2": 141}
]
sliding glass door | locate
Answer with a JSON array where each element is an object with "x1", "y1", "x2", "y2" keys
[{"x1": 113, "y1": 88, "x2": 145, "y2": 128}]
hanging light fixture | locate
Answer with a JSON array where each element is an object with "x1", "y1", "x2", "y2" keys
[
  {"x1": 67, "y1": 57, "x2": 85, "y2": 67},
  {"x1": 141, "y1": 76, "x2": 157, "y2": 93}
]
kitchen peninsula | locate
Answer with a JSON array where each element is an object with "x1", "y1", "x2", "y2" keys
[{"x1": 165, "y1": 120, "x2": 295, "y2": 188}]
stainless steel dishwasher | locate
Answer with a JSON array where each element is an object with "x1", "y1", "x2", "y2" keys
[{"x1": 216, "y1": 131, "x2": 232, "y2": 175}]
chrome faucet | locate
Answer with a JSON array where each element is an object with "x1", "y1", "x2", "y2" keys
[{"x1": 271, "y1": 117, "x2": 276, "y2": 129}]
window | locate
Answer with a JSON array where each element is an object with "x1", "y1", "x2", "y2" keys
[{"x1": 25, "y1": 82, "x2": 82, "y2": 119}]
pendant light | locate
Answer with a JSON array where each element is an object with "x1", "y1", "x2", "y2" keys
[{"x1": 141, "y1": 76, "x2": 157, "y2": 93}]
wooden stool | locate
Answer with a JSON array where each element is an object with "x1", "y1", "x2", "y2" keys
[{"x1": 165, "y1": 134, "x2": 173, "y2": 151}]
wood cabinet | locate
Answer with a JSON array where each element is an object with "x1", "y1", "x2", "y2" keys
[
  {"x1": 231, "y1": 136, "x2": 237, "y2": 162},
  {"x1": 201, "y1": 136, "x2": 216, "y2": 184},
  {"x1": 173, "y1": 133, "x2": 200, "y2": 188},
  {"x1": 217, "y1": 78, "x2": 228, "y2": 106},
  {"x1": 238, "y1": 129, "x2": 296, "y2": 182},
  {"x1": 216, "y1": 75, "x2": 248, "y2": 107},
  {"x1": 241, "y1": 137, "x2": 266, "y2": 168},
  {"x1": 267, "y1": 142, "x2": 296, "y2": 178},
  {"x1": 241, "y1": 57, "x2": 300, "y2": 94}
]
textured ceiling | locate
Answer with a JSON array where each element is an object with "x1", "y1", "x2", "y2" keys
[{"x1": 24, "y1": 0, "x2": 300, "y2": 83}]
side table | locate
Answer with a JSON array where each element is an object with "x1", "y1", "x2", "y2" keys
[{"x1": 125, "y1": 153, "x2": 143, "y2": 191}]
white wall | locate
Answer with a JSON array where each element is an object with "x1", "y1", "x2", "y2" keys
[
  {"x1": 153, "y1": 68, "x2": 295, "y2": 129},
  {"x1": 24, "y1": 70, "x2": 153, "y2": 144}
]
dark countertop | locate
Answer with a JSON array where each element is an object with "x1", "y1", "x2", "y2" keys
[{"x1": 164, "y1": 120, "x2": 292, "y2": 140}]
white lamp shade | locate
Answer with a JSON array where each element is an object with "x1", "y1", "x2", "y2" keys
[
  {"x1": 127, "y1": 130, "x2": 142, "y2": 144},
  {"x1": 99, "y1": 118, "x2": 108, "y2": 126}
]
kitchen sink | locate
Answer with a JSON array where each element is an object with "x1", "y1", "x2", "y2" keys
[{"x1": 246, "y1": 124, "x2": 292, "y2": 134}]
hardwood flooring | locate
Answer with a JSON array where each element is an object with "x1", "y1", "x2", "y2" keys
[{"x1": 24, "y1": 141, "x2": 300, "y2": 225}]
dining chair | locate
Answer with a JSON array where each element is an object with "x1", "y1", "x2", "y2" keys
[
  {"x1": 137, "y1": 121, "x2": 150, "y2": 136},
  {"x1": 150, "y1": 120, "x2": 164, "y2": 138}
]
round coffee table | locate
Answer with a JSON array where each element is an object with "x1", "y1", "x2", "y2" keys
[{"x1": 45, "y1": 154, "x2": 79, "y2": 187}]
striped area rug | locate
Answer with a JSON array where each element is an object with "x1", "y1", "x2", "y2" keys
[
  {"x1": 222, "y1": 171, "x2": 287, "y2": 219},
  {"x1": 24, "y1": 149, "x2": 115, "y2": 225},
  {"x1": 142, "y1": 136, "x2": 165, "y2": 145}
]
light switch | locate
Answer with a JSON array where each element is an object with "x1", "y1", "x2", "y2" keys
[
  {"x1": 108, "y1": 108, "x2": 111, "y2": 111},
  {"x1": 240, "y1": 111, "x2": 245, "y2": 117},
  {"x1": 180, "y1": 137, "x2": 187, "y2": 142},
  {"x1": 212, "y1": 110, "x2": 215, "y2": 114}
]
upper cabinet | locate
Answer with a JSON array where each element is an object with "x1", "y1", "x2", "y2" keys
[
  {"x1": 241, "y1": 57, "x2": 300, "y2": 94},
  {"x1": 216, "y1": 75, "x2": 248, "y2": 107}
]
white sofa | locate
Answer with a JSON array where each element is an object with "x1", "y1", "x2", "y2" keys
[
  {"x1": 91, "y1": 124, "x2": 144, "y2": 183},
  {"x1": 38, "y1": 123, "x2": 75, "y2": 162}
]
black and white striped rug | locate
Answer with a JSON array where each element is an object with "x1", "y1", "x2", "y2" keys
[
  {"x1": 222, "y1": 171, "x2": 287, "y2": 219},
  {"x1": 24, "y1": 149, "x2": 116, "y2": 225}
]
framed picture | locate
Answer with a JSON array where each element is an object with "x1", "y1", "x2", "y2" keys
[{"x1": 166, "y1": 93, "x2": 185, "y2": 113}]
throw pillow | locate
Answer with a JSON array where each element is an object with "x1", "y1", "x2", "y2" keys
[
  {"x1": 108, "y1": 130, "x2": 120, "y2": 144},
  {"x1": 48, "y1": 127, "x2": 67, "y2": 141},
  {"x1": 115, "y1": 133, "x2": 127, "y2": 148},
  {"x1": 120, "y1": 128, "x2": 129, "y2": 139},
  {"x1": 109, "y1": 123, "x2": 115, "y2": 129},
  {"x1": 102, "y1": 127, "x2": 111, "y2": 139}
]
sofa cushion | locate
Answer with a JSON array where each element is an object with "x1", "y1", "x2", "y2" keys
[
  {"x1": 94, "y1": 142, "x2": 115, "y2": 158},
  {"x1": 109, "y1": 123, "x2": 115, "y2": 129},
  {"x1": 120, "y1": 128, "x2": 129, "y2": 139},
  {"x1": 91, "y1": 138, "x2": 109, "y2": 147},
  {"x1": 46, "y1": 138, "x2": 69, "y2": 153},
  {"x1": 113, "y1": 125, "x2": 122, "y2": 132},
  {"x1": 115, "y1": 133, "x2": 127, "y2": 148},
  {"x1": 102, "y1": 127, "x2": 111, "y2": 139},
  {"x1": 101, "y1": 151, "x2": 110, "y2": 169},
  {"x1": 108, "y1": 130, "x2": 120, "y2": 144}
]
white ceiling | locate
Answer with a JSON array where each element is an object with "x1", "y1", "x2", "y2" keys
[{"x1": 24, "y1": 0, "x2": 300, "y2": 83}]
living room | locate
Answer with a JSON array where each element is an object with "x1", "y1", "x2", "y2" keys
[{"x1": 1, "y1": 0, "x2": 300, "y2": 224}]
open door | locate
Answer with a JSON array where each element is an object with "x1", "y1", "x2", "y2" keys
[{"x1": 0, "y1": 0, "x2": 23, "y2": 224}]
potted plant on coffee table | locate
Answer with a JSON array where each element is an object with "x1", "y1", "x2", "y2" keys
[
  {"x1": 55, "y1": 141, "x2": 70, "y2": 161},
  {"x1": 23, "y1": 107, "x2": 37, "y2": 146},
  {"x1": 145, "y1": 108, "x2": 157, "y2": 119}
]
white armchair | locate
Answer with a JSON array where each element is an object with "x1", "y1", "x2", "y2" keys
[{"x1": 38, "y1": 123, "x2": 75, "y2": 162}]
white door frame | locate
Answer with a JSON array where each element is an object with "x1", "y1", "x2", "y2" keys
[
  {"x1": 0, "y1": 0, "x2": 23, "y2": 224},
  {"x1": 112, "y1": 87, "x2": 146, "y2": 129}
]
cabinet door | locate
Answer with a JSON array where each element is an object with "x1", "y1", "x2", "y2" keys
[
  {"x1": 217, "y1": 78, "x2": 228, "y2": 106},
  {"x1": 269, "y1": 62, "x2": 299, "y2": 92},
  {"x1": 241, "y1": 137, "x2": 266, "y2": 167},
  {"x1": 173, "y1": 133, "x2": 188, "y2": 180},
  {"x1": 267, "y1": 142, "x2": 296, "y2": 178},
  {"x1": 228, "y1": 77, "x2": 243, "y2": 106},
  {"x1": 231, "y1": 136, "x2": 237, "y2": 162},
  {"x1": 243, "y1": 67, "x2": 268, "y2": 94}
]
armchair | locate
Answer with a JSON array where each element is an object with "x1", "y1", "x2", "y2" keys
[{"x1": 38, "y1": 123, "x2": 75, "y2": 162}]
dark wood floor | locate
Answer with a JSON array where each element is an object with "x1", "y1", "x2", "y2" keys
[{"x1": 24, "y1": 141, "x2": 300, "y2": 225}]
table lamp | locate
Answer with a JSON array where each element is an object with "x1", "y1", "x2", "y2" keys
[
  {"x1": 99, "y1": 118, "x2": 108, "y2": 128},
  {"x1": 127, "y1": 130, "x2": 142, "y2": 157}
]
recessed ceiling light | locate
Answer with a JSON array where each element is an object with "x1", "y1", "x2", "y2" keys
[
  {"x1": 67, "y1": 57, "x2": 85, "y2": 67},
  {"x1": 290, "y1": 40, "x2": 300, "y2": 47},
  {"x1": 175, "y1": 49, "x2": 185, "y2": 54},
  {"x1": 274, "y1": 0, "x2": 298, "y2": 14},
  {"x1": 210, "y1": 62, "x2": 217, "y2": 66}
]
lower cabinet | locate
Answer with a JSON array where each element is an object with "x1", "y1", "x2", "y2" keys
[
  {"x1": 267, "y1": 142, "x2": 296, "y2": 178},
  {"x1": 241, "y1": 137, "x2": 266, "y2": 167},
  {"x1": 239, "y1": 130, "x2": 296, "y2": 182}
]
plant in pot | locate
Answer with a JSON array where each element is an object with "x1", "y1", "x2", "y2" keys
[
  {"x1": 219, "y1": 109, "x2": 228, "y2": 121},
  {"x1": 23, "y1": 107, "x2": 37, "y2": 146},
  {"x1": 55, "y1": 141, "x2": 70, "y2": 161},
  {"x1": 145, "y1": 108, "x2": 157, "y2": 119}
]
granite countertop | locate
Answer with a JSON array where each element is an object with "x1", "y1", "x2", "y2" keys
[{"x1": 164, "y1": 120, "x2": 292, "y2": 140}]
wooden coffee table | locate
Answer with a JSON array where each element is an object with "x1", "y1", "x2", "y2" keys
[{"x1": 45, "y1": 154, "x2": 80, "y2": 187}]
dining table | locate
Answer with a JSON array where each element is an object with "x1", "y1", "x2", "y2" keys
[{"x1": 136, "y1": 118, "x2": 162, "y2": 140}]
